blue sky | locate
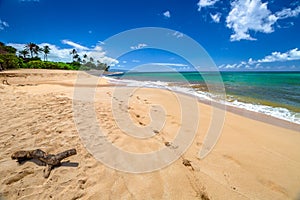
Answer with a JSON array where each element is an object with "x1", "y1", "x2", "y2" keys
[{"x1": 0, "y1": 0, "x2": 300, "y2": 71}]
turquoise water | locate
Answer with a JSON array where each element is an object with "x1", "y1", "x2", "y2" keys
[{"x1": 107, "y1": 71, "x2": 300, "y2": 124}]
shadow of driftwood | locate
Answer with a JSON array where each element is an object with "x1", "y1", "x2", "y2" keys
[
  {"x1": 60, "y1": 161, "x2": 79, "y2": 167},
  {"x1": 17, "y1": 159, "x2": 79, "y2": 168},
  {"x1": 17, "y1": 158, "x2": 46, "y2": 166}
]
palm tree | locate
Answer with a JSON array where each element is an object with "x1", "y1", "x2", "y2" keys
[
  {"x1": 19, "y1": 49, "x2": 29, "y2": 58},
  {"x1": 33, "y1": 45, "x2": 42, "y2": 57},
  {"x1": 25, "y1": 42, "x2": 37, "y2": 58},
  {"x1": 89, "y1": 57, "x2": 94, "y2": 62},
  {"x1": 70, "y1": 49, "x2": 77, "y2": 61},
  {"x1": 83, "y1": 54, "x2": 87, "y2": 64},
  {"x1": 42, "y1": 45, "x2": 51, "y2": 61},
  {"x1": 73, "y1": 54, "x2": 81, "y2": 63}
]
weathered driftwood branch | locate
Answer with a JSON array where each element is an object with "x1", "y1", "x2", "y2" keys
[
  {"x1": 11, "y1": 149, "x2": 77, "y2": 178},
  {"x1": 2, "y1": 79, "x2": 10, "y2": 85}
]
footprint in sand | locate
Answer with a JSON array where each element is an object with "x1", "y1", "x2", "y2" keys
[
  {"x1": 138, "y1": 121, "x2": 145, "y2": 126},
  {"x1": 182, "y1": 159, "x2": 194, "y2": 170},
  {"x1": 106, "y1": 92, "x2": 112, "y2": 97},
  {"x1": 164, "y1": 141, "x2": 178, "y2": 149}
]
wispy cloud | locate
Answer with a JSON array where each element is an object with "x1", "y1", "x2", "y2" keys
[
  {"x1": 197, "y1": 0, "x2": 220, "y2": 11},
  {"x1": 130, "y1": 43, "x2": 148, "y2": 50},
  {"x1": 98, "y1": 41, "x2": 105, "y2": 45},
  {"x1": 149, "y1": 63, "x2": 188, "y2": 67},
  {"x1": 163, "y1": 10, "x2": 171, "y2": 18},
  {"x1": 61, "y1": 40, "x2": 89, "y2": 50},
  {"x1": 226, "y1": 0, "x2": 300, "y2": 41},
  {"x1": 173, "y1": 31, "x2": 184, "y2": 38},
  {"x1": 210, "y1": 13, "x2": 221, "y2": 23},
  {"x1": 0, "y1": 19, "x2": 9, "y2": 31},
  {"x1": 276, "y1": 6, "x2": 300, "y2": 19}
]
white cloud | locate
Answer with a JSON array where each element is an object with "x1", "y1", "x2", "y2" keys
[
  {"x1": 210, "y1": 13, "x2": 221, "y2": 23},
  {"x1": 226, "y1": 0, "x2": 300, "y2": 41},
  {"x1": 248, "y1": 58, "x2": 256, "y2": 65},
  {"x1": 224, "y1": 64, "x2": 237, "y2": 69},
  {"x1": 61, "y1": 39, "x2": 89, "y2": 50},
  {"x1": 197, "y1": 0, "x2": 219, "y2": 11},
  {"x1": 8, "y1": 42, "x2": 74, "y2": 62},
  {"x1": 149, "y1": 63, "x2": 188, "y2": 67},
  {"x1": 0, "y1": 19, "x2": 9, "y2": 30},
  {"x1": 276, "y1": 6, "x2": 300, "y2": 19},
  {"x1": 258, "y1": 48, "x2": 300, "y2": 63},
  {"x1": 130, "y1": 43, "x2": 148, "y2": 50},
  {"x1": 6, "y1": 43, "x2": 25, "y2": 51},
  {"x1": 226, "y1": 0, "x2": 277, "y2": 41},
  {"x1": 218, "y1": 48, "x2": 300, "y2": 71},
  {"x1": 89, "y1": 45, "x2": 119, "y2": 66},
  {"x1": 163, "y1": 11, "x2": 171, "y2": 18},
  {"x1": 173, "y1": 31, "x2": 184, "y2": 38},
  {"x1": 218, "y1": 64, "x2": 225, "y2": 69},
  {"x1": 132, "y1": 60, "x2": 140, "y2": 63}
]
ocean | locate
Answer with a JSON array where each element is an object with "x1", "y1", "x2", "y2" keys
[{"x1": 105, "y1": 71, "x2": 300, "y2": 124}]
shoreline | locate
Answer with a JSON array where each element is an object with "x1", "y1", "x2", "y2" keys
[
  {"x1": 1, "y1": 69, "x2": 299, "y2": 131},
  {"x1": 196, "y1": 97, "x2": 300, "y2": 132},
  {"x1": 104, "y1": 75, "x2": 300, "y2": 130}
]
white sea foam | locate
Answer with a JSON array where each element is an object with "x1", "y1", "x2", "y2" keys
[
  {"x1": 104, "y1": 76, "x2": 300, "y2": 125},
  {"x1": 105, "y1": 76, "x2": 169, "y2": 88},
  {"x1": 225, "y1": 100, "x2": 300, "y2": 124}
]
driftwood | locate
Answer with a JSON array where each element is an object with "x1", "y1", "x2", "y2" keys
[
  {"x1": 11, "y1": 149, "x2": 77, "y2": 178},
  {"x1": 2, "y1": 79, "x2": 10, "y2": 85}
]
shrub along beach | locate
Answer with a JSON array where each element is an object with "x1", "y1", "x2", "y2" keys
[{"x1": 0, "y1": 42, "x2": 110, "y2": 71}]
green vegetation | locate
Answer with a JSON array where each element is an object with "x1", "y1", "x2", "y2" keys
[
  {"x1": 0, "y1": 41, "x2": 111, "y2": 71},
  {"x1": 42, "y1": 45, "x2": 51, "y2": 61},
  {"x1": 0, "y1": 42, "x2": 23, "y2": 70}
]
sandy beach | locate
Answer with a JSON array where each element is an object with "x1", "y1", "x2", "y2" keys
[{"x1": 0, "y1": 69, "x2": 300, "y2": 200}]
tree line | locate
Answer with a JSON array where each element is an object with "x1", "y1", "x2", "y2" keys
[{"x1": 0, "y1": 42, "x2": 110, "y2": 71}]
